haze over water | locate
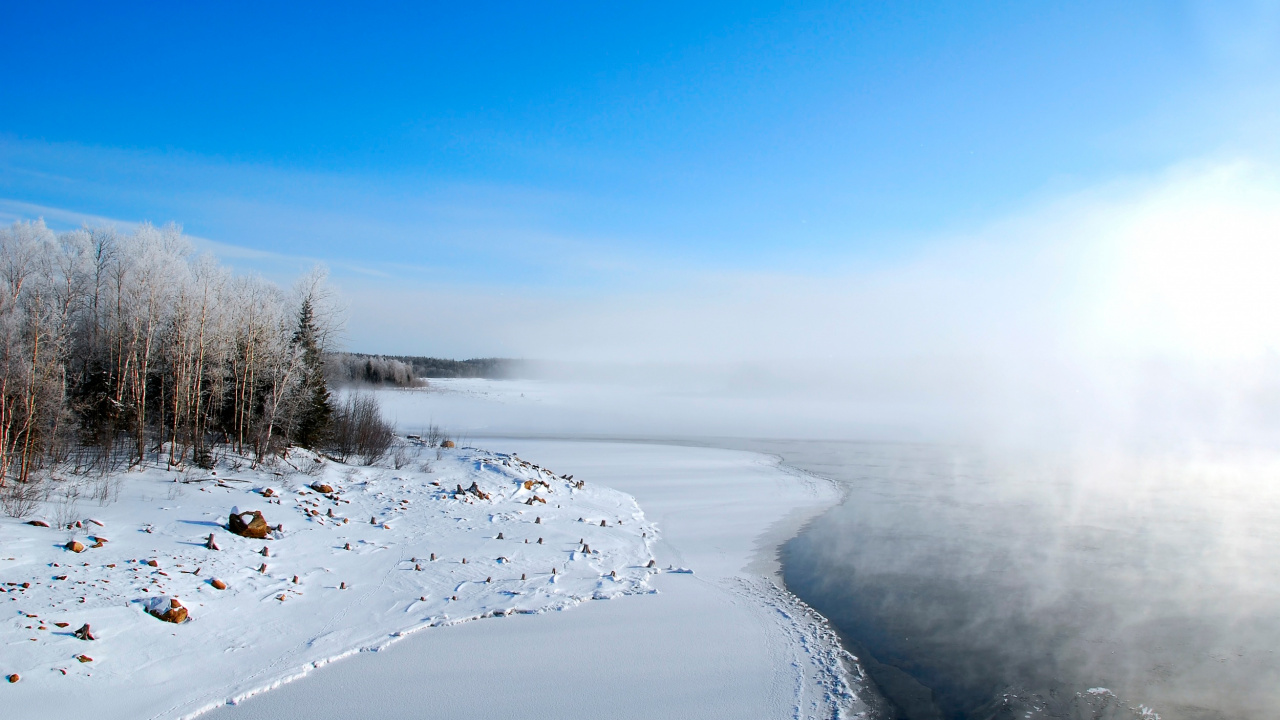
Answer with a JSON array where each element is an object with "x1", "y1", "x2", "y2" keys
[
  {"x1": 381, "y1": 376, "x2": 1280, "y2": 720},
  {"x1": 765, "y1": 439, "x2": 1280, "y2": 720}
]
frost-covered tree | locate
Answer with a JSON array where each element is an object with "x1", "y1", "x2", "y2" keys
[{"x1": 0, "y1": 218, "x2": 349, "y2": 501}]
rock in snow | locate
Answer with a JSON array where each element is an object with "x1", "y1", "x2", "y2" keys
[{"x1": 227, "y1": 510, "x2": 271, "y2": 539}]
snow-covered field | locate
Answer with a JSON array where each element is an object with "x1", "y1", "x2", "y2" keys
[{"x1": 2, "y1": 379, "x2": 873, "y2": 719}]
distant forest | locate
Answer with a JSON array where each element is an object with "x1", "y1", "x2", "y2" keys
[{"x1": 326, "y1": 353, "x2": 522, "y2": 387}]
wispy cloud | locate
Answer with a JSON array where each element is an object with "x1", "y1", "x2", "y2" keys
[{"x1": 0, "y1": 136, "x2": 674, "y2": 290}]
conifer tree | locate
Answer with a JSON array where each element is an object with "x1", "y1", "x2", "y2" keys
[{"x1": 289, "y1": 297, "x2": 332, "y2": 448}]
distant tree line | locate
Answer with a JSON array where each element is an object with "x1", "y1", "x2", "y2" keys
[
  {"x1": 326, "y1": 353, "x2": 425, "y2": 388},
  {"x1": 0, "y1": 219, "x2": 387, "y2": 505},
  {"x1": 327, "y1": 353, "x2": 521, "y2": 384}
]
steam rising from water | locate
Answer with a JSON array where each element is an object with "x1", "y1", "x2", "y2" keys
[{"x1": 769, "y1": 441, "x2": 1280, "y2": 719}]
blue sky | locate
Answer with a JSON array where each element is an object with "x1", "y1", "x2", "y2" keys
[{"x1": 3, "y1": 1, "x2": 1279, "y2": 354}]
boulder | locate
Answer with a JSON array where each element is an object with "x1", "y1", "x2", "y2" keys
[
  {"x1": 6, "y1": 673, "x2": 18, "y2": 683},
  {"x1": 228, "y1": 510, "x2": 271, "y2": 539},
  {"x1": 310, "y1": 483, "x2": 334, "y2": 494},
  {"x1": 210, "y1": 578, "x2": 227, "y2": 590},
  {"x1": 65, "y1": 540, "x2": 85, "y2": 553},
  {"x1": 26, "y1": 520, "x2": 49, "y2": 528},
  {"x1": 441, "y1": 440, "x2": 455, "y2": 448},
  {"x1": 151, "y1": 598, "x2": 188, "y2": 624}
]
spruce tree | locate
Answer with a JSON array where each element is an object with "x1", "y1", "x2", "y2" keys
[{"x1": 290, "y1": 297, "x2": 332, "y2": 448}]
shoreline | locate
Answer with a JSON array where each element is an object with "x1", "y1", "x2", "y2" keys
[{"x1": 208, "y1": 436, "x2": 873, "y2": 720}]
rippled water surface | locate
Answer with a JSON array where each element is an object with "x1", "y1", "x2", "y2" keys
[{"x1": 729, "y1": 440, "x2": 1280, "y2": 720}]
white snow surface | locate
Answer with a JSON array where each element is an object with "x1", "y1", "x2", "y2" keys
[
  {"x1": 2, "y1": 380, "x2": 873, "y2": 719},
  {"x1": 1, "y1": 444, "x2": 661, "y2": 718},
  {"x1": 208, "y1": 382, "x2": 874, "y2": 720}
]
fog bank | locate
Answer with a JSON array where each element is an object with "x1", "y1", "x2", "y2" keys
[{"x1": 356, "y1": 161, "x2": 1280, "y2": 450}]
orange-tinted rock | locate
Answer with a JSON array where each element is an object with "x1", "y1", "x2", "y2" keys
[
  {"x1": 6, "y1": 673, "x2": 18, "y2": 683},
  {"x1": 163, "y1": 606, "x2": 188, "y2": 623},
  {"x1": 152, "y1": 598, "x2": 188, "y2": 624},
  {"x1": 65, "y1": 541, "x2": 85, "y2": 553},
  {"x1": 228, "y1": 510, "x2": 271, "y2": 539},
  {"x1": 210, "y1": 578, "x2": 227, "y2": 590},
  {"x1": 310, "y1": 483, "x2": 334, "y2": 494},
  {"x1": 26, "y1": 520, "x2": 49, "y2": 528},
  {"x1": 441, "y1": 440, "x2": 455, "y2": 448}
]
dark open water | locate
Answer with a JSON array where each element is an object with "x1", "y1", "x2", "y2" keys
[{"x1": 725, "y1": 440, "x2": 1280, "y2": 720}]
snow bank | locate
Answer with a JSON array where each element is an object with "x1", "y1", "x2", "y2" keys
[
  {"x1": 0, "y1": 444, "x2": 657, "y2": 719},
  {"x1": 212, "y1": 433, "x2": 876, "y2": 720}
]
